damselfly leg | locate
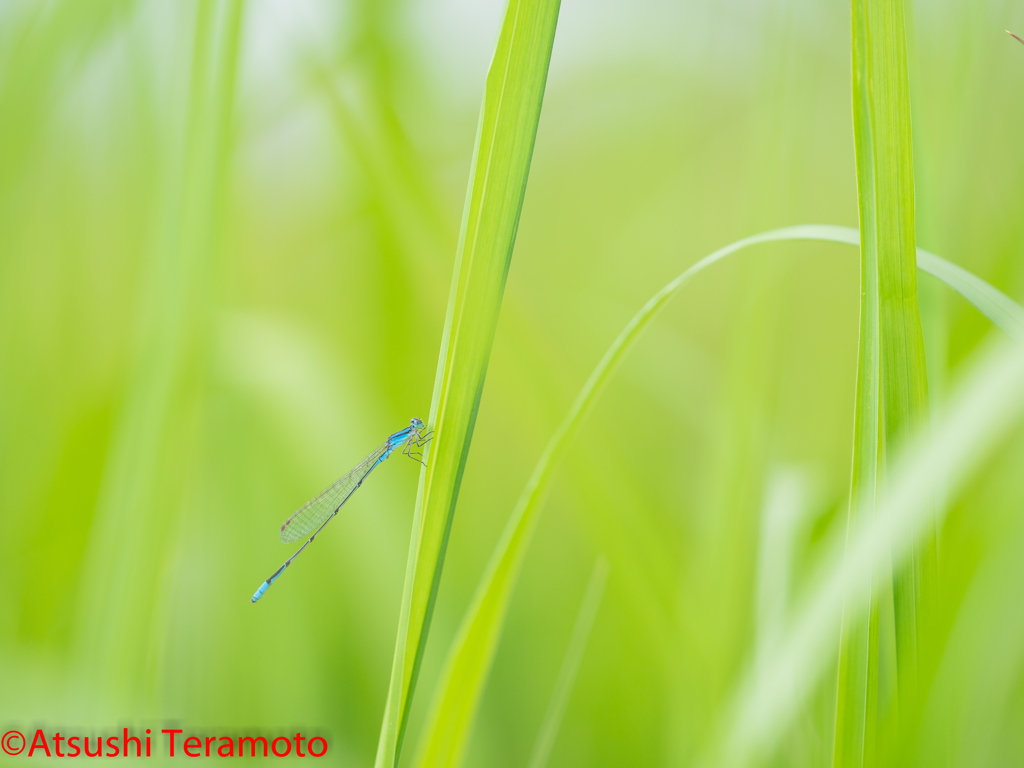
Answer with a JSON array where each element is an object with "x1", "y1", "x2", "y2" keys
[{"x1": 402, "y1": 428, "x2": 433, "y2": 465}]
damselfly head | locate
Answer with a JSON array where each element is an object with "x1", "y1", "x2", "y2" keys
[{"x1": 411, "y1": 417, "x2": 424, "y2": 430}]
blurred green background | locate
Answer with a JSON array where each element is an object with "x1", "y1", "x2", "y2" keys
[{"x1": 2, "y1": 0, "x2": 1023, "y2": 765}]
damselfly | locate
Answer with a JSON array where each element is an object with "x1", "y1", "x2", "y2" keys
[{"x1": 251, "y1": 417, "x2": 432, "y2": 603}]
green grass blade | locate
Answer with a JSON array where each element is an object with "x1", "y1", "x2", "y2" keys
[
  {"x1": 834, "y1": 1, "x2": 881, "y2": 762},
  {"x1": 754, "y1": 469, "x2": 813, "y2": 666},
  {"x1": 863, "y1": 0, "x2": 932, "y2": 718},
  {"x1": 861, "y1": 0, "x2": 928, "y2": 448},
  {"x1": 840, "y1": 0, "x2": 931, "y2": 758},
  {"x1": 409, "y1": 221, "x2": 1023, "y2": 768},
  {"x1": 373, "y1": 1, "x2": 561, "y2": 765},
  {"x1": 720, "y1": 336, "x2": 1024, "y2": 767},
  {"x1": 526, "y1": 556, "x2": 609, "y2": 768}
]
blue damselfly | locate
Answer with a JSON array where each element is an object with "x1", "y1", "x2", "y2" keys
[{"x1": 251, "y1": 418, "x2": 431, "y2": 603}]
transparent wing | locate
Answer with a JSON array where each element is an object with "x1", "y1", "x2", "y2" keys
[{"x1": 279, "y1": 441, "x2": 390, "y2": 543}]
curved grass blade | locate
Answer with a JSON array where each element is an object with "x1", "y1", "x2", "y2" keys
[
  {"x1": 916, "y1": 251, "x2": 1024, "y2": 342},
  {"x1": 526, "y1": 556, "x2": 609, "y2": 768},
  {"x1": 373, "y1": 0, "x2": 562, "y2": 765},
  {"x1": 412, "y1": 224, "x2": 1024, "y2": 768},
  {"x1": 806, "y1": 226, "x2": 1024, "y2": 342}
]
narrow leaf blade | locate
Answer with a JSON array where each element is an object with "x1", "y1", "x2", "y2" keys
[{"x1": 374, "y1": 1, "x2": 562, "y2": 765}]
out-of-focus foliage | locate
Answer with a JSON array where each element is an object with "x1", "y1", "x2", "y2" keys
[{"x1": 1, "y1": 0, "x2": 1022, "y2": 766}]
